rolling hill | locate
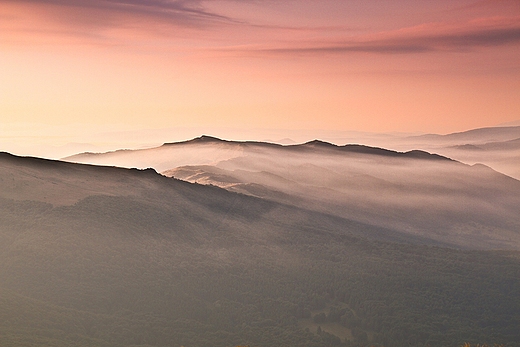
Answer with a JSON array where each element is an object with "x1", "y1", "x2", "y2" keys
[
  {"x1": 66, "y1": 136, "x2": 520, "y2": 250},
  {"x1": 1, "y1": 152, "x2": 520, "y2": 347},
  {"x1": 406, "y1": 126, "x2": 520, "y2": 145},
  {"x1": 378, "y1": 126, "x2": 520, "y2": 180}
]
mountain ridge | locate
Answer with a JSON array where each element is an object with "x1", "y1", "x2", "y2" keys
[
  {"x1": 67, "y1": 136, "x2": 453, "y2": 162},
  {"x1": 1, "y1": 150, "x2": 520, "y2": 347},
  {"x1": 407, "y1": 125, "x2": 520, "y2": 143},
  {"x1": 57, "y1": 132, "x2": 520, "y2": 252}
]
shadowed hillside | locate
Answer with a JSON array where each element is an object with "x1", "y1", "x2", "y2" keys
[{"x1": 1, "y1": 153, "x2": 520, "y2": 347}]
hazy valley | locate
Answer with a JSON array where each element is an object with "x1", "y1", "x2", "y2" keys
[
  {"x1": 4, "y1": 0, "x2": 520, "y2": 346},
  {"x1": 1, "y1": 125, "x2": 519, "y2": 347},
  {"x1": 67, "y1": 126, "x2": 520, "y2": 250}
]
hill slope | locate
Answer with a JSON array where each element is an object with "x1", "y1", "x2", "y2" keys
[
  {"x1": 378, "y1": 126, "x2": 520, "y2": 179},
  {"x1": 66, "y1": 137, "x2": 520, "y2": 250},
  {"x1": 1, "y1": 153, "x2": 520, "y2": 347}
]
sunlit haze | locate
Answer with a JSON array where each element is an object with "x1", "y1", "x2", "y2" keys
[
  {"x1": 2, "y1": 3, "x2": 520, "y2": 346},
  {"x1": 1, "y1": 0, "x2": 520, "y2": 157}
]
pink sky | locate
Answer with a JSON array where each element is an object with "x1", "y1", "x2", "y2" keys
[{"x1": 1, "y1": 0, "x2": 519, "y2": 142}]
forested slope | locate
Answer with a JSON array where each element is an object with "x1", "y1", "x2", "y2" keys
[{"x1": 1, "y1": 153, "x2": 519, "y2": 347}]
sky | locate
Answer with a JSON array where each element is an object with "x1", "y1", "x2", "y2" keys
[{"x1": 1, "y1": 0, "x2": 520, "y2": 154}]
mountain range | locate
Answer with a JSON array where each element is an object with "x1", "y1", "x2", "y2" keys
[
  {"x1": 66, "y1": 134, "x2": 520, "y2": 250},
  {"x1": 381, "y1": 126, "x2": 520, "y2": 180},
  {"x1": 1, "y1": 127, "x2": 520, "y2": 347}
]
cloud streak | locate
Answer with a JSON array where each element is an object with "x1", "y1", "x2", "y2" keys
[
  {"x1": 3, "y1": 0, "x2": 520, "y2": 56},
  {"x1": 1, "y1": 0, "x2": 237, "y2": 29},
  {"x1": 239, "y1": 17, "x2": 520, "y2": 55}
]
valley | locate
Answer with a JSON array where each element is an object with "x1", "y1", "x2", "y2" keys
[{"x1": 1, "y1": 148, "x2": 519, "y2": 347}]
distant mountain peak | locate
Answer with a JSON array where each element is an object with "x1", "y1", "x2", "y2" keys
[
  {"x1": 407, "y1": 125, "x2": 520, "y2": 143},
  {"x1": 403, "y1": 150, "x2": 452, "y2": 161},
  {"x1": 197, "y1": 135, "x2": 223, "y2": 142},
  {"x1": 293, "y1": 142, "x2": 451, "y2": 160},
  {"x1": 162, "y1": 136, "x2": 286, "y2": 149},
  {"x1": 163, "y1": 135, "x2": 226, "y2": 146},
  {"x1": 302, "y1": 139, "x2": 337, "y2": 147}
]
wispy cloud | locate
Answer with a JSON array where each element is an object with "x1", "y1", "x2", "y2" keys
[
  {"x1": 1, "y1": 0, "x2": 237, "y2": 29},
  {"x1": 0, "y1": 0, "x2": 247, "y2": 48},
  {"x1": 237, "y1": 16, "x2": 520, "y2": 55},
  {"x1": 2, "y1": 0, "x2": 520, "y2": 56}
]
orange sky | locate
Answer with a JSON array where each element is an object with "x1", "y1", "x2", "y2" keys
[{"x1": 1, "y1": 0, "x2": 520, "y2": 146}]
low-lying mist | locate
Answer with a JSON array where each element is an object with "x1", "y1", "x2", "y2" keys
[
  {"x1": 2, "y1": 151, "x2": 520, "y2": 347},
  {"x1": 66, "y1": 135, "x2": 520, "y2": 250}
]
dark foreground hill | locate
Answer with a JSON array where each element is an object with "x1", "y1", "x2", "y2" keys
[{"x1": 1, "y1": 152, "x2": 520, "y2": 347}]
